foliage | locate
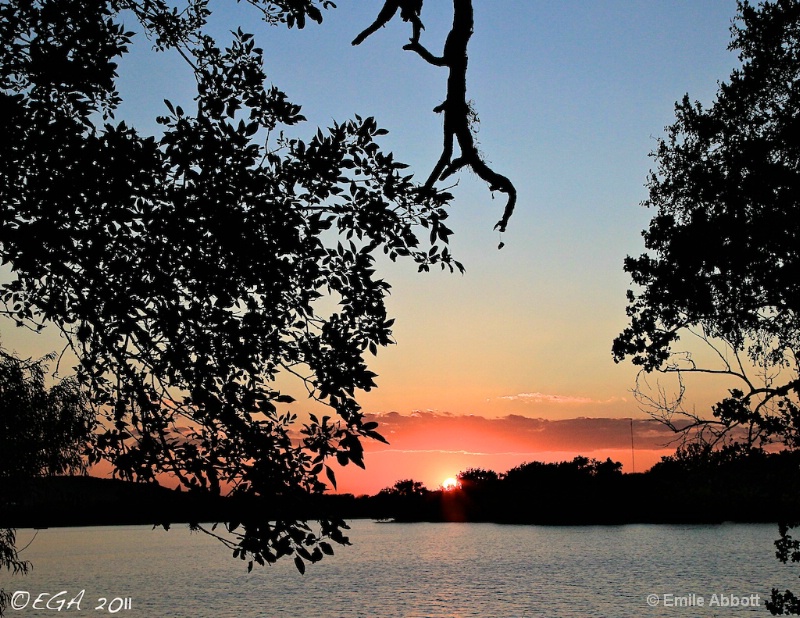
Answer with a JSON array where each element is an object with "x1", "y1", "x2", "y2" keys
[
  {"x1": 614, "y1": 0, "x2": 800, "y2": 449},
  {"x1": 0, "y1": 0, "x2": 466, "y2": 571},
  {"x1": 504, "y1": 456, "x2": 623, "y2": 486},
  {"x1": 0, "y1": 528, "x2": 30, "y2": 617},
  {"x1": 0, "y1": 348, "x2": 94, "y2": 479},
  {"x1": 650, "y1": 441, "x2": 765, "y2": 475},
  {"x1": 457, "y1": 467, "x2": 499, "y2": 489},
  {"x1": 613, "y1": 1, "x2": 800, "y2": 611},
  {"x1": 1, "y1": 346, "x2": 93, "y2": 616},
  {"x1": 769, "y1": 523, "x2": 800, "y2": 614},
  {"x1": 380, "y1": 479, "x2": 429, "y2": 498}
]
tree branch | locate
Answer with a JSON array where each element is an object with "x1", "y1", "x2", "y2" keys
[{"x1": 358, "y1": 0, "x2": 517, "y2": 233}]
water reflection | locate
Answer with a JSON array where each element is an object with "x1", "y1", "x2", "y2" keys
[{"x1": 7, "y1": 522, "x2": 795, "y2": 617}]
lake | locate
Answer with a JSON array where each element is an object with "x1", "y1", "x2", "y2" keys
[{"x1": 4, "y1": 522, "x2": 797, "y2": 617}]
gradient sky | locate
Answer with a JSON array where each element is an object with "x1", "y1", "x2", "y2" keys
[{"x1": 1, "y1": 1, "x2": 745, "y2": 495}]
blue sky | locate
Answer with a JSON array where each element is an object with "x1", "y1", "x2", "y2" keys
[
  {"x1": 2, "y1": 2, "x2": 744, "y2": 462},
  {"x1": 164, "y1": 1, "x2": 741, "y2": 420}
]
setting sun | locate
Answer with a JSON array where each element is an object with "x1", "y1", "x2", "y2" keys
[{"x1": 442, "y1": 477, "x2": 459, "y2": 491}]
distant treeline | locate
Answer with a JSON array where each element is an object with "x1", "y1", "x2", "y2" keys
[
  {"x1": 2, "y1": 445, "x2": 799, "y2": 528},
  {"x1": 369, "y1": 446, "x2": 800, "y2": 524}
]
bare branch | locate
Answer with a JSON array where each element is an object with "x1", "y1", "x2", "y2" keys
[
  {"x1": 352, "y1": 0, "x2": 424, "y2": 47},
  {"x1": 357, "y1": 0, "x2": 517, "y2": 233}
]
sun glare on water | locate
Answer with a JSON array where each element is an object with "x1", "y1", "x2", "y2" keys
[{"x1": 442, "y1": 477, "x2": 458, "y2": 491}]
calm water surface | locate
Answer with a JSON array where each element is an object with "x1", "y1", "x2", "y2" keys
[{"x1": 4, "y1": 522, "x2": 797, "y2": 617}]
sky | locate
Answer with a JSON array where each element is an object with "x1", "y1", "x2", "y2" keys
[{"x1": 1, "y1": 1, "x2": 745, "y2": 495}]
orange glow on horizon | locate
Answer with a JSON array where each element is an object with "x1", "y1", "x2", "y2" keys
[{"x1": 87, "y1": 413, "x2": 682, "y2": 497}]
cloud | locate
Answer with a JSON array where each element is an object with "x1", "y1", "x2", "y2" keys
[
  {"x1": 498, "y1": 392, "x2": 627, "y2": 405},
  {"x1": 373, "y1": 448, "x2": 549, "y2": 457},
  {"x1": 330, "y1": 412, "x2": 691, "y2": 494},
  {"x1": 362, "y1": 411, "x2": 684, "y2": 454}
]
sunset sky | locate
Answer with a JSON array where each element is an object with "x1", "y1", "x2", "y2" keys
[{"x1": 1, "y1": 2, "x2": 745, "y2": 495}]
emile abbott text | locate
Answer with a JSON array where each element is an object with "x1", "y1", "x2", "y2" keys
[{"x1": 662, "y1": 593, "x2": 761, "y2": 607}]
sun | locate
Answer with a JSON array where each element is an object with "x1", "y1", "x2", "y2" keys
[{"x1": 442, "y1": 477, "x2": 459, "y2": 491}]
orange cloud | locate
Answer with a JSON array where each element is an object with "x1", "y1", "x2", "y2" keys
[
  {"x1": 332, "y1": 413, "x2": 682, "y2": 495},
  {"x1": 498, "y1": 392, "x2": 627, "y2": 405}
]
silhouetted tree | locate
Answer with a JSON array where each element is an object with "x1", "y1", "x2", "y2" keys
[
  {"x1": 1, "y1": 348, "x2": 93, "y2": 478},
  {"x1": 457, "y1": 467, "x2": 499, "y2": 488},
  {"x1": 1, "y1": 346, "x2": 94, "y2": 615},
  {"x1": 592, "y1": 457, "x2": 624, "y2": 479},
  {"x1": 651, "y1": 442, "x2": 766, "y2": 476},
  {"x1": 613, "y1": 0, "x2": 800, "y2": 451},
  {"x1": 0, "y1": 528, "x2": 28, "y2": 617},
  {"x1": 370, "y1": 479, "x2": 433, "y2": 521},
  {"x1": 612, "y1": 1, "x2": 800, "y2": 612},
  {"x1": 0, "y1": 0, "x2": 517, "y2": 572},
  {"x1": 773, "y1": 523, "x2": 800, "y2": 614},
  {"x1": 352, "y1": 0, "x2": 424, "y2": 47},
  {"x1": 381, "y1": 479, "x2": 429, "y2": 498}
]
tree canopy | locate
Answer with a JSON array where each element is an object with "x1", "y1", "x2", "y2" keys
[
  {"x1": 0, "y1": 528, "x2": 28, "y2": 617},
  {"x1": 613, "y1": 1, "x2": 800, "y2": 612},
  {"x1": 613, "y1": 0, "x2": 800, "y2": 449},
  {"x1": 0, "y1": 0, "x2": 514, "y2": 572},
  {"x1": 0, "y1": 347, "x2": 93, "y2": 479},
  {"x1": 1, "y1": 346, "x2": 94, "y2": 616}
]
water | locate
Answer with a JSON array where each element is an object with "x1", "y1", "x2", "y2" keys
[{"x1": 4, "y1": 522, "x2": 797, "y2": 617}]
